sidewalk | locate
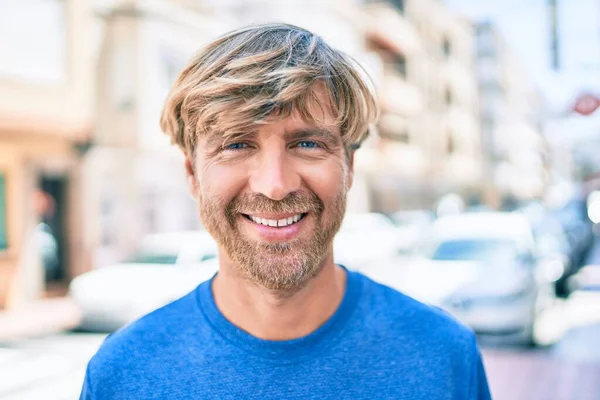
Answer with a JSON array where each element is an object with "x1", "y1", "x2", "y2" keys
[
  {"x1": 0, "y1": 297, "x2": 82, "y2": 342},
  {"x1": 482, "y1": 348, "x2": 600, "y2": 400}
]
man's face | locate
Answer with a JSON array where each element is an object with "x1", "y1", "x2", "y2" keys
[{"x1": 187, "y1": 90, "x2": 353, "y2": 292}]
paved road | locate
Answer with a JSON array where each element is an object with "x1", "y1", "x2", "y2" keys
[
  {"x1": 0, "y1": 333, "x2": 105, "y2": 400},
  {"x1": 482, "y1": 347, "x2": 600, "y2": 400},
  {"x1": 480, "y1": 235, "x2": 600, "y2": 400}
]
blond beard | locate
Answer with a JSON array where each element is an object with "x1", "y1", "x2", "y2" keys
[{"x1": 197, "y1": 188, "x2": 347, "y2": 295}]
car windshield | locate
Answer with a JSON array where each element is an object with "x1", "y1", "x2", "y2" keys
[
  {"x1": 125, "y1": 253, "x2": 178, "y2": 264},
  {"x1": 341, "y1": 214, "x2": 393, "y2": 232},
  {"x1": 125, "y1": 250, "x2": 217, "y2": 265},
  {"x1": 431, "y1": 239, "x2": 518, "y2": 262},
  {"x1": 391, "y1": 212, "x2": 430, "y2": 227}
]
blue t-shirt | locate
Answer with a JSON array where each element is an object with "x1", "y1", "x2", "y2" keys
[{"x1": 80, "y1": 268, "x2": 491, "y2": 399}]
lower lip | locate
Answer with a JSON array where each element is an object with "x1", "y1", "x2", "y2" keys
[{"x1": 241, "y1": 214, "x2": 307, "y2": 242}]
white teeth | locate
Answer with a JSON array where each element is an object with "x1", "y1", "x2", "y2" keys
[{"x1": 249, "y1": 213, "x2": 304, "y2": 227}]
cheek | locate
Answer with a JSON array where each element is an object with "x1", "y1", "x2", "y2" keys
[
  {"x1": 199, "y1": 164, "x2": 247, "y2": 203},
  {"x1": 302, "y1": 160, "x2": 348, "y2": 201}
]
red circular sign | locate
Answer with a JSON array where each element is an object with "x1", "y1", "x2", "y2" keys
[{"x1": 573, "y1": 94, "x2": 600, "y2": 116}]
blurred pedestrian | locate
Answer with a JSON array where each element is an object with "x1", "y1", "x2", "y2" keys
[
  {"x1": 33, "y1": 190, "x2": 60, "y2": 281},
  {"x1": 80, "y1": 23, "x2": 491, "y2": 400}
]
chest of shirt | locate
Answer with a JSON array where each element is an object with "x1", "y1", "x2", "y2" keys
[{"x1": 100, "y1": 350, "x2": 463, "y2": 400}]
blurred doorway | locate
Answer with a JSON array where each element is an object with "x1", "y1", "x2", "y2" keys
[{"x1": 36, "y1": 175, "x2": 69, "y2": 295}]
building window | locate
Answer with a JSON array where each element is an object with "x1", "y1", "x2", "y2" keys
[
  {"x1": 399, "y1": 130, "x2": 410, "y2": 143},
  {"x1": 0, "y1": 174, "x2": 7, "y2": 250},
  {"x1": 477, "y1": 58, "x2": 500, "y2": 84},
  {"x1": 475, "y1": 34, "x2": 496, "y2": 58},
  {"x1": 143, "y1": 187, "x2": 159, "y2": 234},
  {"x1": 379, "y1": 128, "x2": 410, "y2": 144},
  {"x1": 392, "y1": 53, "x2": 407, "y2": 77},
  {"x1": 445, "y1": 87, "x2": 454, "y2": 106},
  {"x1": 161, "y1": 49, "x2": 188, "y2": 86},
  {"x1": 100, "y1": 194, "x2": 116, "y2": 246},
  {"x1": 389, "y1": 0, "x2": 404, "y2": 14},
  {"x1": 0, "y1": 0, "x2": 67, "y2": 84},
  {"x1": 442, "y1": 37, "x2": 452, "y2": 58},
  {"x1": 111, "y1": 43, "x2": 136, "y2": 112},
  {"x1": 447, "y1": 134, "x2": 455, "y2": 155},
  {"x1": 482, "y1": 117, "x2": 495, "y2": 136}
]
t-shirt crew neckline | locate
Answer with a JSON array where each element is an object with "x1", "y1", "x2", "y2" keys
[{"x1": 197, "y1": 265, "x2": 363, "y2": 362}]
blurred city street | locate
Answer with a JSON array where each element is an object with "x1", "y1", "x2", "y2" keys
[
  {"x1": 0, "y1": 237, "x2": 599, "y2": 400},
  {"x1": 2, "y1": 0, "x2": 600, "y2": 399},
  {"x1": 372, "y1": 233, "x2": 600, "y2": 400}
]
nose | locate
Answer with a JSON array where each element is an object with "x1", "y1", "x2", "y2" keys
[{"x1": 249, "y1": 150, "x2": 301, "y2": 201}]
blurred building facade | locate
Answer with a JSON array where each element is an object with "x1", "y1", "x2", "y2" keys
[
  {"x1": 474, "y1": 22, "x2": 548, "y2": 204},
  {"x1": 360, "y1": 0, "x2": 427, "y2": 212},
  {"x1": 0, "y1": 0, "x2": 94, "y2": 308},
  {"x1": 0, "y1": 0, "x2": 552, "y2": 308},
  {"x1": 87, "y1": 0, "x2": 487, "y2": 266},
  {"x1": 89, "y1": 0, "x2": 231, "y2": 267},
  {"x1": 361, "y1": 0, "x2": 481, "y2": 212},
  {"x1": 408, "y1": 0, "x2": 482, "y2": 202}
]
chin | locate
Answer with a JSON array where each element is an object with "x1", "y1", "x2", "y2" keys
[{"x1": 239, "y1": 250, "x2": 326, "y2": 292}]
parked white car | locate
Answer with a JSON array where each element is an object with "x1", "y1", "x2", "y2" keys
[
  {"x1": 69, "y1": 231, "x2": 219, "y2": 332},
  {"x1": 389, "y1": 210, "x2": 434, "y2": 254},
  {"x1": 398, "y1": 212, "x2": 555, "y2": 345},
  {"x1": 334, "y1": 213, "x2": 402, "y2": 273}
]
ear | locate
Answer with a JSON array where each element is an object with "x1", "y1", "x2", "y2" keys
[
  {"x1": 184, "y1": 157, "x2": 200, "y2": 200},
  {"x1": 345, "y1": 151, "x2": 355, "y2": 192}
]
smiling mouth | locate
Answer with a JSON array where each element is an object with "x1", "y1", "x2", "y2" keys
[{"x1": 243, "y1": 213, "x2": 307, "y2": 227}]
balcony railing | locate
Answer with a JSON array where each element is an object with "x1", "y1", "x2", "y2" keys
[{"x1": 388, "y1": 54, "x2": 407, "y2": 77}]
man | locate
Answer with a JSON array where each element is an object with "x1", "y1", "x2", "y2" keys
[{"x1": 80, "y1": 23, "x2": 491, "y2": 399}]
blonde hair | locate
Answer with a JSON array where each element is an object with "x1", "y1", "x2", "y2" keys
[{"x1": 160, "y1": 22, "x2": 379, "y2": 158}]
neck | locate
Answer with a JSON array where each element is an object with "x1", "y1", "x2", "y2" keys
[{"x1": 211, "y1": 252, "x2": 347, "y2": 341}]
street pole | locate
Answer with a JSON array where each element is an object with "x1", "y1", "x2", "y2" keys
[{"x1": 548, "y1": 0, "x2": 560, "y2": 70}]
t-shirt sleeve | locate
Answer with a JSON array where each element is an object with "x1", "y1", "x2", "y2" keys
[
  {"x1": 470, "y1": 346, "x2": 492, "y2": 400},
  {"x1": 79, "y1": 363, "x2": 95, "y2": 400},
  {"x1": 79, "y1": 332, "x2": 115, "y2": 399}
]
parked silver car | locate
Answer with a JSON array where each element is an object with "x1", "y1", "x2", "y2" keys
[{"x1": 398, "y1": 212, "x2": 556, "y2": 346}]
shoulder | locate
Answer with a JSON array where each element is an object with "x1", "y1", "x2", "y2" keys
[
  {"x1": 355, "y1": 274, "x2": 490, "y2": 398},
  {"x1": 355, "y1": 272, "x2": 476, "y2": 350},
  {"x1": 85, "y1": 287, "x2": 204, "y2": 380}
]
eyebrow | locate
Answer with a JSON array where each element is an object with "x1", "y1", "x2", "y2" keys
[
  {"x1": 205, "y1": 131, "x2": 257, "y2": 148},
  {"x1": 283, "y1": 128, "x2": 341, "y2": 144},
  {"x1": 203, "y1": 127, "x2": 341, "y2": 149}
]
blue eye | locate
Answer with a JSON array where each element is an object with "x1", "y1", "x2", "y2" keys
[
  {"x1": 224, "y1": 143, "x2": 248, "y2": 150},
  {"x1": 296, "y1": 141, "x2": 320, "y2": 149}
]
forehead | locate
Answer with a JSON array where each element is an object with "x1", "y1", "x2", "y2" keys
[
  {"x1": 203, "y1": 115, "x2": 341, "y2": 148},
  {"x1": 262, "y1": 108, "x2": 340, "y2": 136},
  {"x1": 264, "y1": 83, "x2": 339, "y2": 130}
]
